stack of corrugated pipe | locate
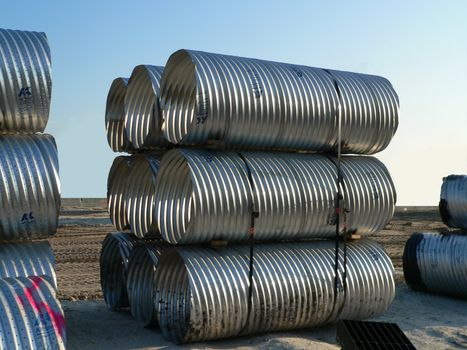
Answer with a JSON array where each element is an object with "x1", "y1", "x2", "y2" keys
[
  {"x1": 102, "y1": 64, "x2": 169, "y2": 328},
  {"x1": 0, "y1": 28, "x2": 65, "y2": 349},
  {"x1": 403, "y1": 175, "x2": 467, "y2": 298},
  {"x1": 101, "y1": 49, "x2": 400, "y2": 344}
]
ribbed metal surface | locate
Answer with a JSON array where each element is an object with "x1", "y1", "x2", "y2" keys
[
  {"x1": 160, "y1": 49, "x2": 399, "y2": 154},
  {"x1": 0, "y1": 28, "x2": 52, "y2": 133},
  {"x1": 0, "y1": 134, "x2": 60, "y2": 240},
  {"x1": 155, "y1": 149, "x2": 396, "y2": 244},
  {"x1": 439, "y1": 175, "x2": 467, "y2": 229},
  {"x1": 403, "y1": 232, "x2": 467, "y2": 298},
  {"x1": 0, "y1": 276, "x2": 66, "y2": 350},
  {"x1": 0, "y1": 241, "x2": 56, "y2": 290},
  {"x1": 105, "y1": 77, "x2": 134, "y2": 152},
  {"x1": 107, "y1": 155, "x2": 132, "y2": 232},
  {"x1": 154, "y1": 239, "x2": 395, "y2": 343},
  {"x1": 107, "y1": 154, "x2": 162, "y2": 236},
  {"x1": 126, "y1": 241, "x2": 167, "y2": 327},
  {"x1": 126, "y1": 154, "x2": 161, "y2": 238},
  {"x1": 100, "y1": 232, "x2": 140, "y2": 309},
  {"x1": 124, "y1": 65, "x2": 167, "y2": 150}
]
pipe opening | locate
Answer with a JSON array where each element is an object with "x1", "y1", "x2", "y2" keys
[
  {"x1": 105, "y1": 77, "x2": 131, "y2": 152},
  {"x1": 126, "y1": 155, "x2": 160, "y2": 238},
  {"x1": 100, "y1": 233, "x2": 137, "y2": 309},
  {"x1": 107, "y1": 156, "x2": 131, "y2": 232},
  {"x1": 126, "y1": 244, "x2": 161, "y2": 327},
  {"x1": 155, "y1": 150, "x2": 193, "y2": 243},
  {"x1": 154, "y1": 249, "x2": 191, "y2": 344},
  {"x1": 160, "y1": 50, "x2": 198, "y2": 144},
  {"x1": 124, "y1": 65, "x2": 164, "y2": 149}
]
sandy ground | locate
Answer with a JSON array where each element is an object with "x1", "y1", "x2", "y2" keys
[
  {"x1": 64, "y1": 284, "x2": 467, "y2": 350},
  {"x1": 51, "y1": 204, "x2": 467, "y2": 349}
]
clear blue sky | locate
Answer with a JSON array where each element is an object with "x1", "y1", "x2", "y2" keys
[{"x1": 1, "y1": 1, "x2": 466, "y2": 205}]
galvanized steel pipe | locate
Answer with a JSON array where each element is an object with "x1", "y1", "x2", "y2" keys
[
  {"x1": 106, "y1": 77, "x2": 134, "y2": 152},
  {"x1": 100, "y1": 232, "x2": 140, "y2": 309},
  {"x1": 403, "y1": 232, "x2": 467, "y2": 298},
  {"x1": 0, "y1": 134, "x2": 60, "y2": 240},
  {"x1": 107, "y1": 155, "x2": 132, "y2": 232},
  {"x1": 126, "y1": 154, "x2": 161, "y2": 238},
  {"x1": 160, "y1": 49, "x2": 399, "y2": 153},
  {"x1": 155, "y1": 149, "x2": 396, "y2": 244},
  {"x1": 0, "y1": 241, "x2": 56, "y2": 289},
  {"x1": 0, "y1": 276, "x2": 66, "y2": 350},
  {"x1": 439, "y1": 175, "x2": 467, "y2": 230},
  {"x1": 124, "y1": 65, "x2": 166, "y2": 150},
  {"x1": 154, "y1": 239, "x2": 395, "y2": 343},
  {"x1": 126, "y1": 241, "x2": 167, "y2": 327},
  {"x1": 0, "y1": 28, "x2": 52, "y2": 133}
]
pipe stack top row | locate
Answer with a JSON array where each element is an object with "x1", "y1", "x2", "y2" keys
[
  {"x1": 103, "y1": 49, "x2": 399, "y2": 344},
  {"x1": 403, "y1": 175, "x2": 467, "y2": 299},
  {"x1": 0, "y1": 28, "x2": 65, "y2": 349}
]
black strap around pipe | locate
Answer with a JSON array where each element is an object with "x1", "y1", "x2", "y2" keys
[
  {"x1": 237, "y1": 152, "x2": 259, "y2": 334},
  {"x1": 322, "y1": 68, "x2": 350, "y2": 322}
]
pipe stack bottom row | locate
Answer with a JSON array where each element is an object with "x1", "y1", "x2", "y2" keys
[
  {"x1": 0, "y1": 242, "x2": 65, "y2": 349},
  {"x1": 101, "y1": 235, "x2": 394, "y2": 343},
  {"x1": 100, "y1": 233, "x2": 168, "y2": 327},
  {"x1": 99, "y1": 232, "x2": 139, "y2": 309},
  {"x1": 404, "y1": 232, "x2": 467, "y2": 298}
]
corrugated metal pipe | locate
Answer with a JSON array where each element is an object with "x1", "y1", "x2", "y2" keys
[
  {"x1": 107, "y1": 154, "x2": 162, "y2": 237},
  {"x1": 160, "y1": 49, "x2": 399, "y2": 154},
  {"x1": 125, "y1": 154, "x2": 161, "y2": 238},
  {"x1": 100, "y1": 232, "x2": 140, "y2": 309},
  {"x1": 439, "y1": 175, "x2": 467, "y2": 230},
  {"x1": 105, "y1": 77, "x2": 134, "y2": 152},
  {"x1": 154, "y1": 239, "x2": 395, "y2": 343},
  {"x1": 0, "y1": 28, "x2": 52, "y2": 133},
  {"x1": 0, "y1": 134, "x2": 60, "y2": 240},
  {"x1": 0, "y1": 241, "x2": 57, "y2": 289},
  {"x1": 124, "y1": 65, "x2": 167, "y2": 150},
  {"x1": 0, "y1": 276, "x2": 66, "y2": 350},
  {"x1": 155, "y1": 149, "x2": 396, "y2": 244},
  {"x1": 126, "y1": 241, "x2": 167, "y2": 327},
  {"x1": 107, "y1": 155, "x2": 133, "y2": 232},
  {"x1": 403, "y1": 232, "x2": 467, "y2": 298}
]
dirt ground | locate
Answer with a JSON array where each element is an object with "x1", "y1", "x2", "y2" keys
[{"x1": 51, "y1": 204, "x2": 467, "y2": 349}]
